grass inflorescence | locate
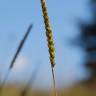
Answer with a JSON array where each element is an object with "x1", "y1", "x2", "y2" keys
[{"x1": 40, "y1": 0, "x2": 57, "y2": 96}]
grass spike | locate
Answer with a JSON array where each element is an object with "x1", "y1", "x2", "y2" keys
[
  {"x1": 0, "y1": 24, "x2": 33, "y2": 96},
  {"x1": 40, "y1": 0, "x2": 57, "y2": 96},
  {"x1": 40, "y1": 0, "x2": 55, "y2": 67}
]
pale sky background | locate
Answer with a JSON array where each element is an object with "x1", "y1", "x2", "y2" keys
[{"x1": 0, "y1": 0, "x2": 93, "y2": 89}]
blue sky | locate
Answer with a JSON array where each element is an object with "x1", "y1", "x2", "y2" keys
[{"x1": 0, "y1": 0, "x2": 93, "y2": 89}]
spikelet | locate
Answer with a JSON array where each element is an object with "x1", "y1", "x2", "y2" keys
[{"x1": 41, "y1": 0, "x2": 55, "y2": 67}]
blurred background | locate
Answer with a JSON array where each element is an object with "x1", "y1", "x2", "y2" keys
[{"x1": 0, "y1": 0, "x2": 96, "y2": 96}]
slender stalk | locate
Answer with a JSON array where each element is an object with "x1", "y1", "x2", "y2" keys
[
  {"x1": 21, "y1": 63, "x2": 40, "y2": 96},
  {"x1": 0, "y1": 24, "x2": 33, "y2": 95},
  {"x1": 40, "y1": 0, "x2": 57, "y2": 96},
  {"x1": 52, "y1": 67, "x2": 57, "y2": 96}
]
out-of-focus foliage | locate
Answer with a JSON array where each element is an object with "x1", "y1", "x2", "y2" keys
[{"x1": 0, "y1": 83, "x2": 96, "y2": 96}]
